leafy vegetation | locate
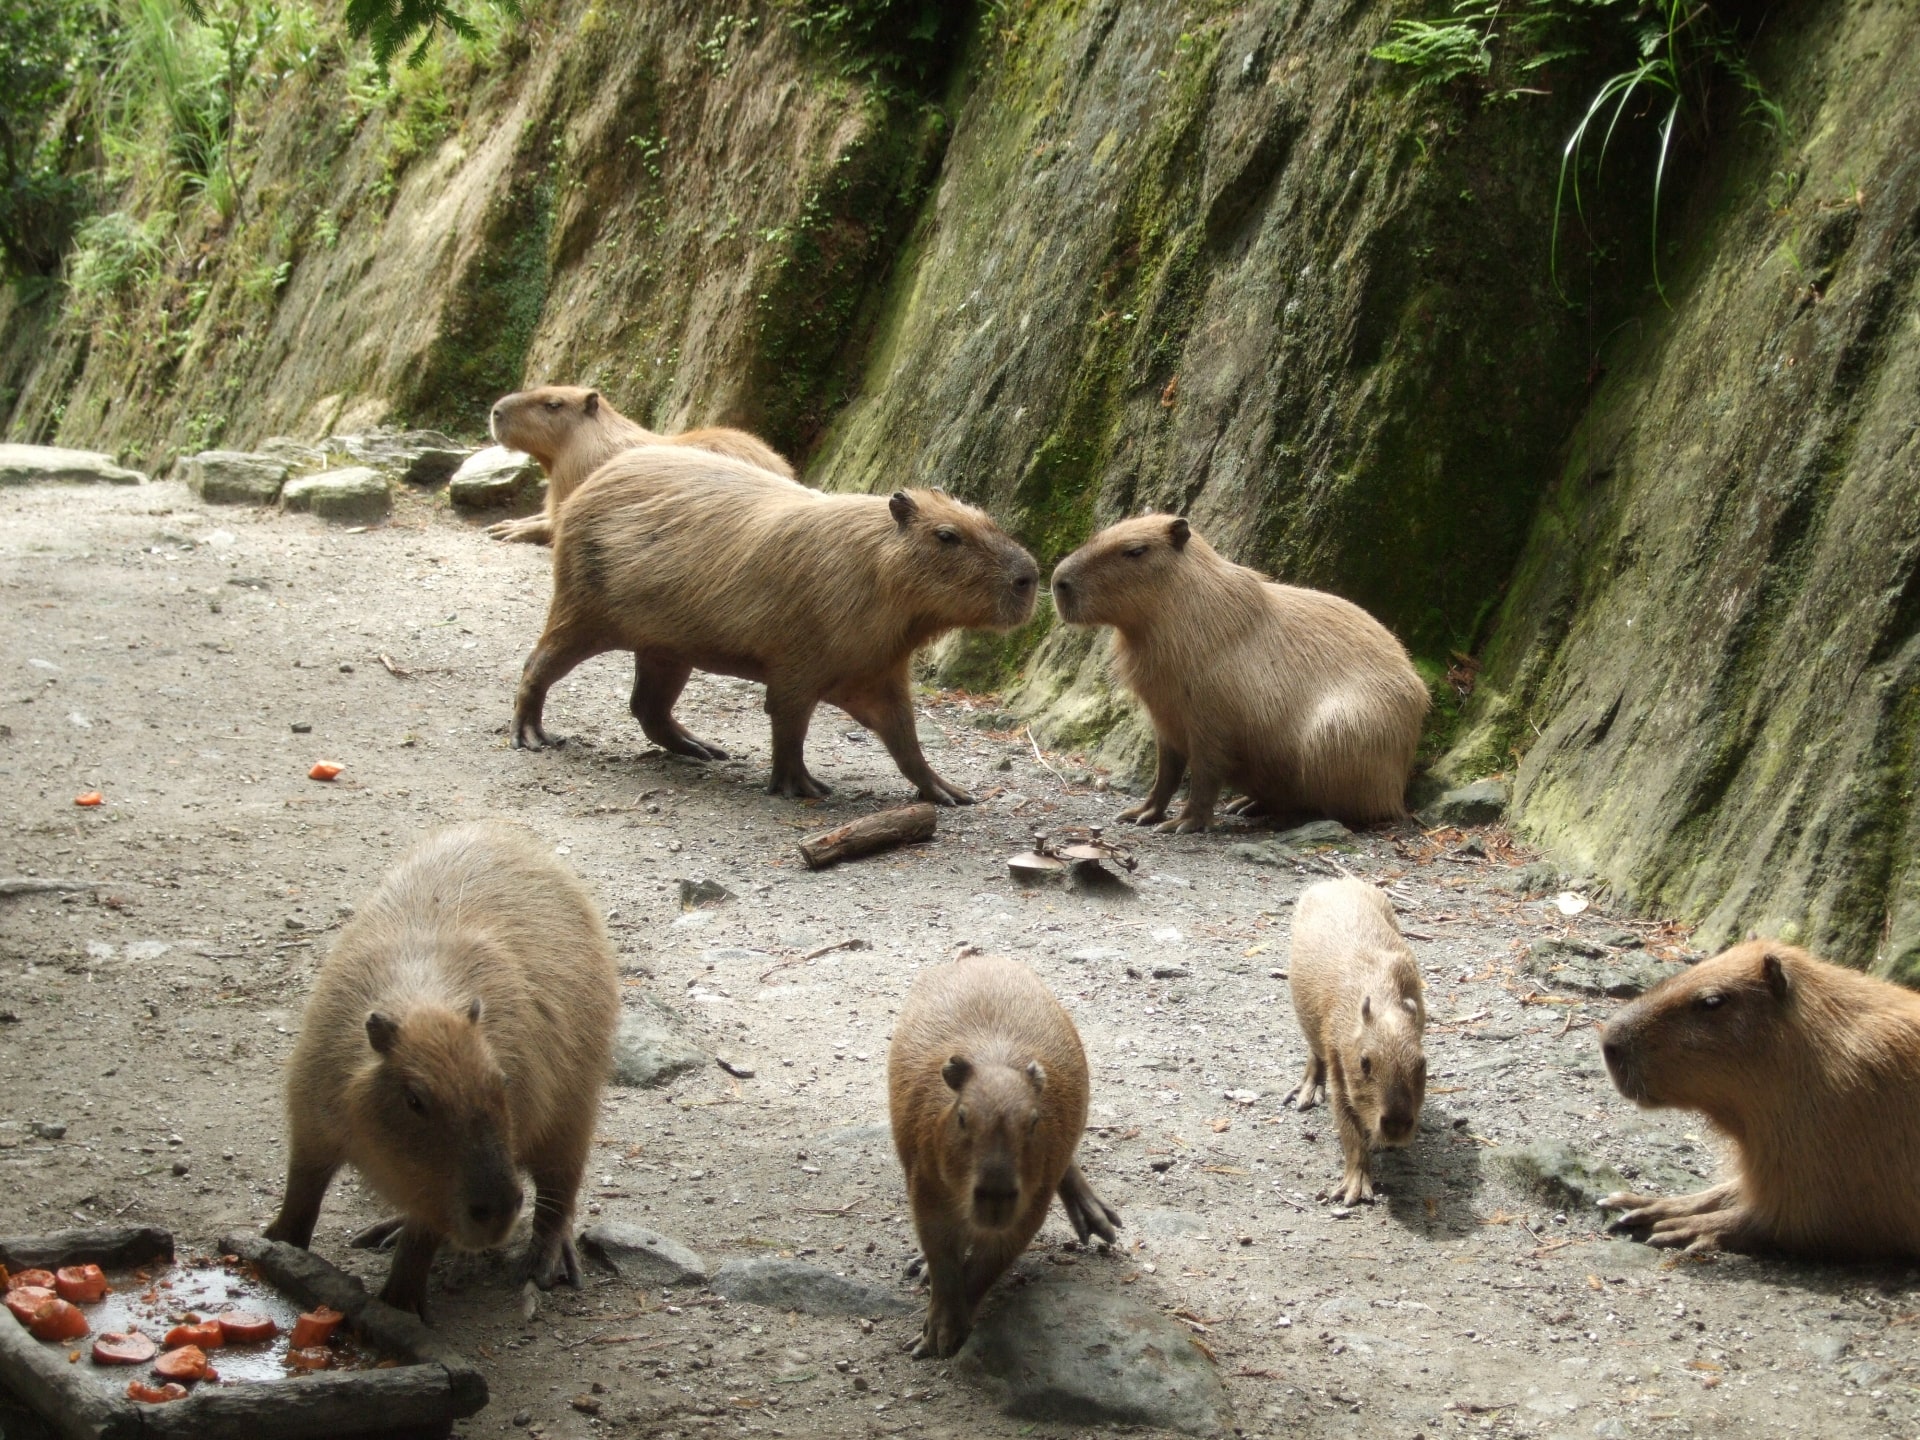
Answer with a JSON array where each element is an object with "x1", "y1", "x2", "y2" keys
[{"x1": 0, "y1": 0, "x2": 115, "y2": 280}]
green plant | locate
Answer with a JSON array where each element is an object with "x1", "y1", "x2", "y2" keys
[
  {"x1": 0, "y1": 0, "x2": 113, "y2": 279},
  {"x1": 65, "y1": 207, "x2": 171, "y2": 319}
]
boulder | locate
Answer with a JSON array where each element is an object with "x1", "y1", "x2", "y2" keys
[
  {"x1": 0, "y1": 444, "x2": 146, "y2": 487},
  {"x1": 182, "y1": 450, "x2": 289, "y2": 505},
  {"x1": 1497, "y1": 1140, "x2": 1627, "y2": 1211},
  {"x1": 448, "y1": 446, "x2": 540, "y2": 508},
  {"x1": 1524, "y1": 938, "x2": 1685, "y2": 998},
  {"x1": 707, "y1": 1258, "x2": 914, "y2": 1317},
  {"x1": 609, "y1": 1010, "x2": 705, "y2": 1088},
  {"x1": 1417, "y1": 779, "x2": 1511, "y2": 828},
  {"x1": 257, "y1": 437, "x2": 329, "y2": 470},
  {"x1": 578, "y1": 1223, "x2": 708, "y2": 1287},
  {"x1": 279, "y1": 467, "x2": 391, "y2": 524}
]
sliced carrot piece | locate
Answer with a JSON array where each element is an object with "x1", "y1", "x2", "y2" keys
[
  {"x1": 8, "y1": 1270, "x2": 55, "y2": 1292},
  {"x1": 126, "y1": 1379, "x2": 188, "y2": 1403},
  {"x1": 307, "y1": 761, "x2": 343, "y2": 781},
  {"x1": 5, "y1": 1286, "x2": 55, "y2": 1326},
  {"x1": 215, "y1": 1311, "x2": 277, "y2": 1344},
  {"x1": 288, "y1": 1305, "x2": 344, "y2": 1349},
  {"x1": 74, "y1": 791, "x2": 104, "y2": 807},
  {"x1": 54, "y1": 1265, "x2": 109, "y2": 1304},
  {"x1": 93, "y1": 1330, "x2": 158, "y2": 1365},
  {"x1": 286, "y1": 1345, "x2": 334, "y2": 1371},
  {"x1": 28, "y1": 1297, "x2": 89, "y2": 1341},
  {"x1": 163, "y1": 1320, "x2": 224, "y2": 1350},
  {"x1": 154, "y1": 1344, "x2": 215, "y2": 1382}
]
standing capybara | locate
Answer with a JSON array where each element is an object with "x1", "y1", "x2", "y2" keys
[
  {"x1": 1599, "y1": 940, "x2": 1920, "y2": 1259},
  {"x1": 888, "y1": 954, "x2": 1121, "y2": 1359},
  {"x1": 1049, "y1": 515, "x2": 1429, "y2": 832},
  {"x1": 1287, "y1": 877, "x2": 1427, "y2": 1205},
  {"x1": 486, "y1": 385, "x2": 795, "y2": 544},
  {"x1": 263, "y1": 822, "x2": 619, "y2": 1317},
  {"x1": 513, "y1": 447, "x2": 1039, "y2": 804}
]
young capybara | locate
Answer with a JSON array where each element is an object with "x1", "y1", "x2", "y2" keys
[
  {"x1": 1599, "y1": 940, "x2": 1920, "y2": 1259},
  {"x1": 486, "y1": 384, "x2": 795, "y2": 544},
  {"x1": 1286, "y1": 877, "x2": 1427, "y2": 1205},
  {"x1": 1049, "y1": 514, "x2": 1429, "y2": 832},
  {"x1": 888, "y1": 954, "x2": 1121, "y2": 1359},
  {"x1": 263, "y1": 822, "x2": 619, "y2": 1317},
  {"x1": 513, "y1": 446, "x2": 1039, "y2": 804}
]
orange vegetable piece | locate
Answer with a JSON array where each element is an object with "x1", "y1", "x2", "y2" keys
[
  {"x1": 5, "y1": 1286, "x2": 56, "y2": 1326},
  {"x1": 126, "y1": 1380, "x2": 188, "y2": 1403},
  {"x1": 286, "y1": 1345, "x2": 334, "y2": 1371},
  {"x1": 74, "y1": 791, "x2": 104, "y2": 807},
  {"x1": 8, "y1": 1270, "x2": 55, "y2": 1292},
  {"x1": 154, "y1": 1345, "x2": 215, "y2": 1382},
  {"x1": 308, "y1": 761, "x2": 343, "y2": 781},
  {"x1": 54, "y1": 1265, "x2": 109, "y2": 1304},
  {"x1": 163, "y1": 1320, "x2": 224, "y2": 1350},
  {"x1": 216, "y1": 1311, "x2": 277, "y2": 1344},
  {"x1": 28, "y1": 1297, "x2": 89, "y2": 1341},
  {"x1": 93, "y1": 1330, "x2": 158, "y2": 1365},
  {"x1": 288, "y1": 1305, "x2": 344, "y2": 1349}
]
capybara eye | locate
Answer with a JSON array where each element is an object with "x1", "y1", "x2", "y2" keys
[
  {"x1": 1696, "y1": 993, "x2": 1726, "y2": 1011},
  {"x1": 935, "y1": 526, "x2": 962, "y2": 546},
  {"x1": 1123, "y1": 544, "x2": 1148, "y2": 558},
  {"x1": 403, "y1": 1087, "x2": 426, "y2": 1115},
  {"x1": 544, "y1": 399, "x2": 562, "y2": 410}
]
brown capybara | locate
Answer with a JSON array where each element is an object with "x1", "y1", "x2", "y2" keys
[
  {"x1": 1049, "y1": 514, "x2": 1429, "y2": 832},
  {"x1": 1286, "y1": 877, "x2": 1427, "y2": 1204},
  {"x1": 263, "y1": 822, "x2": 619, "y2": 1317},
  {"x1": 486, "y1": 384, "x2": 795, "y2": 544},
  {"x1": 512, "y1": 446, "x2": 1039, "y2": 804},
  {"x1": 888, "y1": 954, "x2": 1121, "y2": 1359},
  {"x1": 1599, "y1": 940, "x2": 1920, "y2": 1259}
]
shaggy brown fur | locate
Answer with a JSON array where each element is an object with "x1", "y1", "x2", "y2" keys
[
  {"x1": 888, "y1": 954, "x2": 1120, "y2": 1359},
  {"x1": 1600, "y1": 941, "x2": 1920, "y2": 1259},
  {"x1": 263, "y1": 822, "x2": 618, "y2": 1317},
  {"x1": 486, "y1": 385, "x2": 795, "y2": 544},
  {"x1": 513, "y1": 447, "x2": 1039, "y2": 805},
  {"x1": 1049, "y1": 514, "x2": 1429, "y2": 832},
  {"x1": 1287, "y1": 877, "x2": 1427, "y2": 1204}
]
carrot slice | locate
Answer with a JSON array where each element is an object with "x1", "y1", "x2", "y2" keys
[
  {"x1": 126, "y1": 1380, "x2": 188, "y2": 1403},
  {"x1": 285, "y1": 1345, "x2": 334, "y2": 1371},
  {"x1": 28, "y1": 1297, "x2": 89, "y2": 1341},
  {"x1": 154, "y1": 1344, "x2": 215, "y2": 1381},
  {"x1": 5, "y1": 1286, "x2": 55, "y2": 1326},
  {"x1": 8, "y1": 1270, "x2": 55, "y2": 1292},
  {"x1": 163, "y1": 1320, "x2": 224, "y2": 1350},
  {"x1": 307, "y1": 761, "x2": 343, "y2": 781},
  {"x1": 55, "y1": 1265, "x2": 109, "y2": 1304},
  {"x1": 216, "y1": 1311, "x2": 277, "y2": 1344},
  {"x1": 74, "y1": 791, "x2": 104, "y2": 807},
  {"x1": 93, "y1": 1331, "x2": 158, "y2": 1365},
  {"x1": 288, "y1": 1305, "x2": 344, "y2": 1349}
]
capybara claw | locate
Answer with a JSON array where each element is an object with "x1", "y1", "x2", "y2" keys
[
  {"x1": 904, "y1": 1253, "x2": 926, "y2": 1280},
  {"x1": 529, "y1": 1235, "x2": 581, "y2": 1291},
  {"x1": 1114, "y1": 802, "x2": 1165, "y2": 826},
  {"x1": 350, "y1": 1217, "x2": 405, "y2": 1251},
  {"x1": 1155, "y1": 815, "x2": 1209, "y2": 835}
]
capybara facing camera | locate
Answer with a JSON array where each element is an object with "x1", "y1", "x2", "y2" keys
[{"x1": 263, "y1": 822, "x2": 619, "y2": 1318}]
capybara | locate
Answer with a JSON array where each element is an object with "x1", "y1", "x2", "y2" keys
[
  {"x1": 888, "y1": 954, "x2": 1121, "y2": 1358},
  {"x1": 1599, "y1": 940, "x2": 1920, "y2": 1259},
  {"x1": 1286, "y1": 876, "x2": 1427, "y2": 1205},
  {"x1": 1049, "y1": 514, "x2": 1429, "y2": 832},
  {"x1": 486, "y1": 384, "x2": 795, "y2": 544},
  {"x1": 513, "y1": 447, "x2": 1039, "y2": 804},
  {"x1": 263, "y1": 822, "x2": 619, "y2": 1317}
]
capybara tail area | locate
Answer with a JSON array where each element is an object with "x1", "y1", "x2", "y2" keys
[{"x1": 1295, "y1": 691, "x2": 1418, "y2": 823}]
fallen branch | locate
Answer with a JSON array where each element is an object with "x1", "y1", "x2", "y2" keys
[
  {"x1": 1023, "y1": 725, "x2": 1069, "y2": 786},
  {"x1": 0, "y1": 878, "x2": 91, "y2": 898},
  {"x1": 797, "y1": 804, "x2": 936, "y2": 870}
]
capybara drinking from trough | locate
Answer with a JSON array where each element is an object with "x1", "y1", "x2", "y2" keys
[{"x1": 263, "y1": 822, "x2": 618, "y2": 1317}]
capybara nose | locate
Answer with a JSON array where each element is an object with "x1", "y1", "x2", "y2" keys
[{"x1": 1601, "y1": 1036, "x2": 1624, "y2": 1071}]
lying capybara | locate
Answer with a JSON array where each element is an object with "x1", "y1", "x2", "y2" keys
[
  {"x1": 513, "y1": 447, "x2": 1039, "y2": 804},
  {"x1": 1599, "y1": 940, "x2": 1920, "y2": 1259},
  {"x1": 486, "y1": 385, "x2": 795, "y2": 544},
  {"x1": 1049, "y1": 514, "x2": 1429, "y2": 832},
  {"x1": 1286, "y1": 877, "x2": 1426, "y2": 1204},
  {"x1": 888, "y1": 954, "x2": 1121, "y2": 1358},
  {"x1": 263, "y1": 822, "x2": 619, "y2": 1316}
]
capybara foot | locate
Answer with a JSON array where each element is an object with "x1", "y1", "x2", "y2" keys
[
  {"x1": 768, "y1": 768, "x2": 832, "y2": 800},
  {"x1": 1335, "y1": 1169, "x2": 1375, "y2": 1206},
  {"x1": 1601, "y1": 1182, "x2": 1740, "y2": 1234},
  {"x1": 665, "y1": 735, "x2": 728, "y2": 761},
  {"x1": 378, "y1": 1272, "x2": 430, "y2": 1321},
  {"x1": 1115, "y1": 800, "x2": 1168, "y2": 826},
  {"x1": 512, "y1": 715, "x2": 566, "y2": 750},
  {"x1": 910, "y1": 1306, "x2": 969, "y2": 1360},
  {"x1": 262, "y1": 1215, "x2": 309, "y2": 1249},
  {"x1": 1639, "y1": 1203, "x2": 1755, "y2": 1253},
  {"x1": 486, "y1": 515, "x2": 553, "y2": 545},
  {"x1": 1285, "y1": 1080, "x2": 1323, "y2": 1111},
  {"x1": 350, "y1": 1216, "x2": 406, "y2": 1251},
  {"x1": 919, "y1": 775, "x2": 976, "y2": 806},
  {"x1": 1154, "y1": 813, "x2": 1211, "y2": 835},
  {"x1": 528, "y1": 1232, "x2": 582, "y2": 1291},
  {"x1": 1221, "y1": 795, "x2": 1272, "y2": 818},
  {"x1": 1057, "y1": 1163, "x2": 1122, "y2": 1245},
  {"x1": 904, "y1": 1252, "x2": 926, "y2": 1279}
]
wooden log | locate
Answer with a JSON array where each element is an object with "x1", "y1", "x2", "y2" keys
[
  {"x1": 797, "y1": 804, "x2": 937, "y2": 870},
  {"x1": 0, "y1": 1227, "x2": 172, "y2": 1271}
]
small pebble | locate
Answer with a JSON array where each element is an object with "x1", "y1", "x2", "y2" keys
[
  {"x1": 30, "y1": 1121, "x2": 67, "y2": 1140},
  {"x1": 338, "y1": 662, "x2": 354, "y2": 673},
  {"x1": 290, "y1": 721, "x2": 312, "y2": 733},
  {"x1": 852, "y1": 1375, "x2": 870, "y2": 1392},
  {"x1": 512, "y1": 1412, "x2": 531, "y2": 1428},
  {"x1": 172, "y1": 1160, "x2": 190, "y2": 1177},
  {"x1": 569, "y1": 1396, "x2": 601, "y2": 1415}
]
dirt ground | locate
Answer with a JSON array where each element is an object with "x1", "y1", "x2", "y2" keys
[{"x1": 3, "y1": 479, "x2": 1919, "y2": 1440}]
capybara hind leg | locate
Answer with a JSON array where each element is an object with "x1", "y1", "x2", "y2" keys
[
  {"x1": 1642, "y1": 1198, "x2": 1760, "y2": 1253},
  {"x1": 1601, "y1": 1181, "x2": 1740, "y2": 1231},
  {"x1": 844, "y1": 678, "x2": 973, "y2": 805},
  {"x1": 380, "y1": 1221, "x2": 445, "y2": 1320},
  {"x1": 486, "y1": 514, "x2": 554, "y2": 545},
  {"x1": 350, "y1": 1216, "x2": 405, "y2": 1251},
  {"x1": 527, "y1": 1151, "x2": 588, "y2": 1291},
  {"x1": 513, "y1": 632, "x2": 600, "y2": 749},
  {"x1": 263, "y1": 1155, "x2": 339, "y2": 1250},
  {"x1": 1287, "y1": 1054, "x2": 1325, "y2": 1111},
  {"x1": 1159, "y1": 765, "x2": 1223, "y2": 834},
  {"x1": 630, "y1": 656, "x2": 729, "y2": 761},
  {"x1": 765, "y1": 688, "x2": 831, "y2": 799},
  {"x1": 1057, "y1": 1162, "x2": 1122, "y2": 1244},
  {"x1": 1117, "y1": 740, "x2": 1186, "y2": 825}
]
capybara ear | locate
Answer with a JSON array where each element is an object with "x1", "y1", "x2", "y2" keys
[
  {"x1": 1762, "y1": 950, "x2": 1791, "y2": 1000},
  {"x1": 366, "y1": 1011, "x2": 401, "y2": 1055},
  {"x1": 1025, "y1": 1060, "x2": 1047, "y2": 1093},
  {"x1": 584, "y1": 390, "x2": 600, "y2": 416},
  {"x1": 890, "y1": 491, "x2": 918, "y2": 528},
  {"x1": 466, "y1": 997, "x2": 484, "y2": 1025},
  {"x1": 942, "y1": 1055, "x2": 973, "y2": 1091},
  {"x1": 1169, "y1": 516, "x2": 1191, "y2": 549}
]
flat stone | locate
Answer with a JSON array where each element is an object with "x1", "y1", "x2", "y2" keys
[
  {"x1": 182, "y1": 449, "x2": 290, "y2": 504},
  {"x1": 331, "y1": 429, "x2": 466, "y2": 481},
  {"x1": 609, "y1": 1011, "x2": 705, "y2": 1088},
  {"x1": 708, "y1": 1258, "x2": 914, "y2": 1317},
  {"x1": 1416, "y1": 778, "x2": 1511, "y2": 828},
  {"x1": 280, "y1": 467, "x2": 391, "y2": 524},
  {"x1": 578, "y1": 1223, "x2": 708, "y2": 1287},
  {"x1": 1129, "y1": 1208, "x2": 1210, "y2": 1239},
  {"x1": 0, "y1": 444, "x2": 146, "y2": 487},
  {"x1": 1525, "y1": 939, "x2": 1685, "y2": 998},
  {"x1": 1498, "y1": 1140, "x2": 1625, "y2": 1211},
  {"x1": 678, "y1": 877, "x2": 735, "y2": 910},
  {"x1": 257, "y1": 436, "x2": 328, "y2": 469},
  {"x1": 955, "y1": 1273, "x2": 1231, "y2": 1436},
  {"x1": 448, "y1": 445, "x2": 541, "y2": 508},
  {"x1": 1271, "y1": 820, "x2": 1352, "y2": 847}
]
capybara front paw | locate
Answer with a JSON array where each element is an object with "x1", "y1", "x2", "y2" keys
[
  {"x1": 1114, "y1": 801, "x2": 1166, "y2": 825},
  {"x1": 1155, "y1": 814, "x2": 1210, "y2": 835},
  {"x1": 910, "y1": 1308, "x2": 969, "y2": 1360},
  {"x1": 513, "y1": 717, "x2": 563, "y2": 750},
  {"x1": 350, "y1": 1217, "x2": 405, "y2": 1251},
  {"x1": 528, "y1": 1233, "x2": 581, "y2": 1291},
  {"x1": 1336, "y1": 1171, "x2": 1375, "y2": 1206},
  {"x1": 1059, "y1": 1168, "x2": 1123, "y2": 1245},
  {"x1": 377, "y1": 1272, "x2": 429, "y2": 1320},
  {"x1": 921, "y1": 778, "x2": 976, "y2": 806},
  {"x1": 1285, "y1": 1083, "x2": 1322, "y2": 1111},
  {"x1": 768, "y1": 770, "x2": 832, "y2": 800}
]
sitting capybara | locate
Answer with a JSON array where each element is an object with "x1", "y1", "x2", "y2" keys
[
  {"x1": 1049, "y1": 514, "x2": 1429, "y2": 832},
  {"x1": 263, "y1": 822, "x2": 618, "y2": 1317},
  {"x1": 1287, "y1": 877, "x2": 1426, "y2": 1204},
  {"x1": 486, "y1": 384, "x2": 795, "y2": 544},
  {"x1": 513, "y1": 447, "x2": 1038, "y2": 804},
  {"x1": 888, "y1": 953, "x2": 1121, "y2": 1358},
  {"x1": 1600, "y1": 940, "x2": 1920, "y2": 1259}
]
